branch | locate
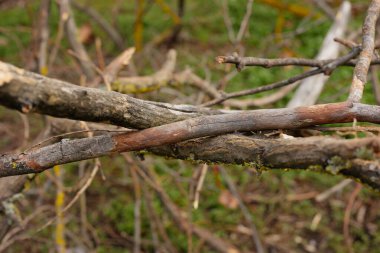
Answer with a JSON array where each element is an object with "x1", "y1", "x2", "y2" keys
[
  {"x1": 348, "y1": 0, "x2": 380, "y2": 102},
  {"x1": 1, "y1": 60, "x2": 380, "y2": 188},
  {"x1": 112, "y1": 50, "x2": 177, "y2": 93},
  {"x1": 0, "y1": 61, "x2": 215, "y2": 130},
  {"x1": 288, "y1": 1, "x2": 351, "y2": 107},
  {"x1": 1, "y1": 132, "x2": 380, "y2": 189},
  {"x1": 206, "y1": 47, "x2": 360, "y2": 106},
  {"x1": 72, "y1": 1, "x2": 124, "y2": 50},
  {"x1": 59, "y1": 0, "x2": 96, "y2": 79}
]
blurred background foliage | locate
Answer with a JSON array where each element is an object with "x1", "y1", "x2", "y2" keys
[{"x1": 0, "y1": 0, "x2": 379, "y2": 252}]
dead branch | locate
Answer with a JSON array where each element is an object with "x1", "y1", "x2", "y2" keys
[
  {"x1": 288, "y1": 1, "x2": 351, "y2": 107},
  {"x1": 112, "y1": 50, "x2": 177, "y2": 93},
  {"x1": 206, "y1": 47, "x2": 360, "y2": 106},
  {"x1": 348, "y1": 0, "x2": 380, "y2": 102},
  {"x1": 1, "y1": 61, "x2": 380, "y2": 188},
  {"x1": 59, "y1": 0, "x2": 96, "y2": 80},
  {"x1": 0, "y1": 61, "x2": 212, "y2": 130},
  {"x1": 72, "y1": 1, "x2": 124, "y2": 49},
  {"x1": 37, "y1": 0, "x2": 51, "y2": 75},
  {"x1": 137, "y1": 161, "x2": 241, "y2": 253}
]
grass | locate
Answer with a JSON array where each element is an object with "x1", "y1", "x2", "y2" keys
[{"x1": 0, "y1": 0, "x2": 379, "y2": 252}]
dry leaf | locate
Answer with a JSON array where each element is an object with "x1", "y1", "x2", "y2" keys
[{"x1": 218, "y1": 190, "x2": 238, "y2": 209}]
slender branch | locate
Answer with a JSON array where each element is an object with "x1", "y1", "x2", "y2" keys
[
  {"x1": 37, "y1": 0, "x2": 51, "y2": 75},
  {"x1": 236, "y1": 0, "x2": 254, "y2": 43},
  {"x1": 138, "y1": 162, "x2": 240, "y2": 253},
  {"x1": 59, "y1": 0, "x2": 96, "y2": 79},
  {"x1": 348, "y1": 0, "x2": 380, "y2": 102},
  {"x1": 219, "y1": 167, "x2": 264, "y2": 253},
  {"x1": 206, "y1": 47, "x2": 360, "y2": 106},
  {"x1": 312, "y1": 0, "x2": 335, "y2": 20},
  {"x1": 174, "y1": 69, "x2": 298, "y2": 108},
  {"x1": 216, "y1": 55, "x2": 380, "y2": 70},
  {"x1": 72, "y1": 1, "x2": 124, "y2": 49}
]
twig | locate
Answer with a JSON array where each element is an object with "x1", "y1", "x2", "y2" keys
[
  {"x1": 165, "y1": 0, "x2": 185, "y2": 46},
  {"x1": 312, "y1": 0, "x2": 335, "y2": 20},
  {"x1": 206, "y1": 46, "x2": 360, "y2": 106},
  {"x1": 37, "y1": 159, "x2": 101, "y2": 232},
  {"x1": 130, "y1": 163, "x2": 142, "y2": 253},
  {"x1": 236, "y1": 0, "x2": 254, "y2": 44},
  {"x1": 48, "y1": 2, "x2": 65, "y2": 68},
  {"x1": 221, "y1": 0, "x2": 235, "y2": 44},
  {"x1": 0, "y1": 206, "x2": 52, "y2": 252},
  {"x1": 192, "y1": 164, "x2": 208, "y2": 209},
  {"x1": 143, "y1": 184, "x2": 178, "y2": 253},
  {"x1": 315, "y1": 179, "x2": 352, "y2": 202},
  {"x1": 37, "y1": 0, "x2": 51, "y2": 75},
  {"x1": 174, "y1": 69, "x2": 298, "y2": 108},
  {"x1": 348, "y1": 0, "x2": 380, "y2": 102},
  {"x1": 59, "y1": 0, "x2": 96, "y2": 80},
  {"x1": 219, "y1": 167, "x2": 264, "y2": 253},
  {"x1": 72, "y1": 1, "x2": 124, "y2": 49},
  {"x1": 343, "y1": 183, "x2": 362, "y2": 253},
  {"x1": 137, "y1": 161, "x2": 241, "y2": 253},
  {"x1": 334, "y1": 37, "x2": 357, "y2": 49},
  {"x1": 311, "y1": 125, "x2": 380, "y2": 133},
  {"x1": 288, "y1": 1, "x2": 351, "y2": 107}
]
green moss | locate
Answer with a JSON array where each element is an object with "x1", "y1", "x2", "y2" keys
[{"x1": 326, "y1": 156, "x2": 351, "y2": 175}]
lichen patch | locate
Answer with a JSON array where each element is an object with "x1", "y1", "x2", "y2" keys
[{"x1": 0, "y1": 71, "x2": 12, "y2": 86}]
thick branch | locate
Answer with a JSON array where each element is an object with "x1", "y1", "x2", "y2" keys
[
  {"x1": 1, "y1": 133, "x2": 380, "y2": 189},
  {"x1": 0, "y1": 101, "x2": 380, "y2": 175},
  {"x1": 0, "y1": 61, "x2": 216, "y2": 129}
]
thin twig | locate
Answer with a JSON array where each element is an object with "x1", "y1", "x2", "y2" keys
[
  {"x1": 59, "y1": 0, "x2": 96, "y2": 80},
  {"x1": 220, "y1": 0, "x2": 235, "y2": 44},
  {"x1": 130, "y1": 164, "x2": 142, "y2": 253},
  {"x1": 37, "y1": 159, "x2": 101, "y2": 232},
  {"x1": 315, "y1": 179, "x2": 352, "y2": 202},
  {"x1": 72, "y1": 1, "x2": 124, "y2": 49},
  {"x1": 206, "y1": 47, "x2": 360, "y2": 106},
  {"x1": 192, "y1": 164, "x2": 208, "y2": 209},
  {"x1": 236, "y1": 0, "x2": 254, "y2": 44},
  {"x1": 312, "y1": 0, "x2": 335, "y2": 20},
  {"x1": 37, "y1": 0, "x2": 51, "y2": 75},
  {"x1": 343, "y1": 183, "x2": 362, "y2": 253},
  {"x1": 219, "y1": 167, "x2": 264, "y2": 253}
]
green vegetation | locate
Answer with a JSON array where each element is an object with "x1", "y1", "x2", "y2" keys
[{"x1": 0, "y1": 1, "x2": 379, "y2": 252}]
